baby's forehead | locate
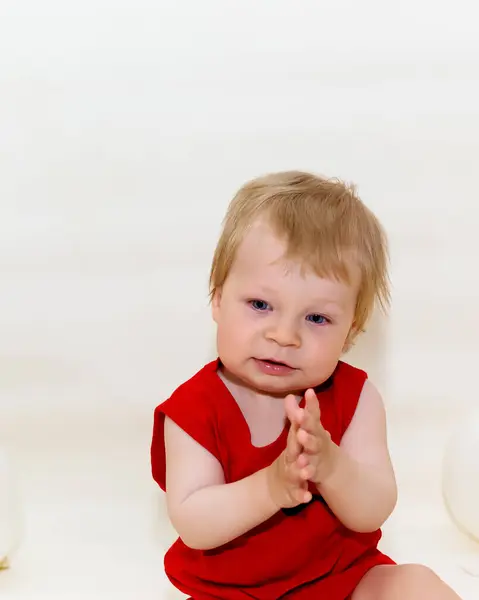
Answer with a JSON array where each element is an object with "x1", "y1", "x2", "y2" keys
[{"x1": 232, "y1": 221, "x2": 359, "y2": 285}]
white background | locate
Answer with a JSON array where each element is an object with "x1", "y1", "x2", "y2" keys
[
  {"x1": 1, "y1": 1, "x2": 479, "y2": 598},
  {"x1": 1, "y1": 1, "x2": 478, "y2": 418}
]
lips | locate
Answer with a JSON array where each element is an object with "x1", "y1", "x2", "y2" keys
[
  {"x1": 259, "y1": 358, "x2": 293, "y2": 369},
  {"x1": 253, "y1": 358, "x2": 297, "y2": 376}
]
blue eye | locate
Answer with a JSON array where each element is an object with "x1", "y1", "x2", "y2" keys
[
  {"x1": 306, "y1": 314, "x2": 329, "y2": 325},
  {"x1": 250, "y1": 299, "x2": 270, "y2": 311}
]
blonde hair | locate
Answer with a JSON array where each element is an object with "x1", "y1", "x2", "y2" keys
[{"x1": 209, "y1": 170, "x2": 390, "y2": 335}]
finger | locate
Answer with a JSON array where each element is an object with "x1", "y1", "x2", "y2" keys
[
  {"x1": 291, "y1": 478, "x2": 312, "y2": 504},
  {"x1": 287, "y1": 447, "x2": 309, "y2": 476},
  {"x1": 288, "y1": 458, "x2": 314, "y2": 502},
  {"x1": 305, "y1": 388, "x2": 321, "y2": 419},
  {"x1": 297, "y1": 428, "x2": 320, "y2": 454},
  {"x1": 285, "y1": 420, "x2": 301, "y2": 463},
  {"x1": 296, "y1": 451, "x2": 309, "y2": 469},
  {"x1": 289, "y1": 444, "x2": 316, "y2": 480},
  {"x1": 299, "y1": 489, "x2": 312, "y2": 504},
  {"x1": 284, "y1": 394, "x2": 304, "y2": 427},
  {"x1": 299, "y1": 463, "x2": 316, "y2": 481},
  {"x1": 301, "y1": 389, "x2": 322, "y2": 434}
]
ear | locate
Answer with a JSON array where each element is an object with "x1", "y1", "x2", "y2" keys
[
  {"x1": 343, "y1": 322, "x2": 360, "y2": 353},
  {"x1": 211, "y1": 288, "x2": 222, "y2": 323}
]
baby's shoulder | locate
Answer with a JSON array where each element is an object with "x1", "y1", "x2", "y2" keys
[
  {"x1": 328, "y1": 360, "x2": 370, "y2": 438},
  {"x1": 151, "y1": 360, "x2": 223, "y2": 490},
  {"x1": 166, "y1": 359, "x2": 221, "y2": 409},
  {"x1": 335, "y1": 359, "x2": 368, "y2": 384},
  {"x1": 332, "y1": 360, "x2": 369, "y2": 404}
]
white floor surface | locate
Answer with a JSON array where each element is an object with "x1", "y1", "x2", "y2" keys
[{"x1": 1, "y1": 405, "x2": 479, "y2": 600}]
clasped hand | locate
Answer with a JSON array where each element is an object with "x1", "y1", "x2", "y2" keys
[{"x1": 268, "y1": 389, "x2": 338, "y2": 509}]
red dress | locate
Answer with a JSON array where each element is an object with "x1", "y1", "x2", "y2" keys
[{"x1": 151, "y1": 359, "x2": 394, "y2": 599}]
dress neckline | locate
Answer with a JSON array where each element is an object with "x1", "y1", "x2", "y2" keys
[{"x1": 208, "y1": 358, "x2": 335, "y2": 451}]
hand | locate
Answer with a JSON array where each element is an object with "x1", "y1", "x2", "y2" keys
[
  {"x1": 266, "y1": 395, "x2": 313, "y2": 509},
  {"x1": 294, "y1": 388, "x2": 338, "y2": 486}
]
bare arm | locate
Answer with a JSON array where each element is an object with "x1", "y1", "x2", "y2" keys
[
  {"x1": 316, "y1": 380, "x2": 397, "y2": 532},
  {"x1": 164, "y1": 417, "x2": 280, "y2": 550}
]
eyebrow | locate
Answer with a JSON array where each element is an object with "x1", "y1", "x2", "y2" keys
[{"x1": 254, "y1": 285, "x2": 278, "y2": 296}]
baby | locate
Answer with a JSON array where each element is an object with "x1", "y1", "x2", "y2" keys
[{"x1": 151, "y1": 171, "x2": 461, "y2": 599}]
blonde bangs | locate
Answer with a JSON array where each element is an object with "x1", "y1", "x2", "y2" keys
[{"x1": 209, "y1": 171, "x2": 390, "y2": 333}]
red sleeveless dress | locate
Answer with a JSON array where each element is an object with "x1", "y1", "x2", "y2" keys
[{"x1": 151, "y1": 359, "x2": 394, "y2": 599}]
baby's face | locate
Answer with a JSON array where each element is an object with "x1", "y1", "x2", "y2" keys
[{"x1": 212, "y1": 221, "x2": 359, "y2": 396}]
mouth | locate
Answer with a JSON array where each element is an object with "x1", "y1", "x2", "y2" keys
[
  {"x1": 259, "y1": 358, "x2": 294, "y2": 368},
  {"x1": 253, "y1": 357, "x2": 296, "y2": 375}
]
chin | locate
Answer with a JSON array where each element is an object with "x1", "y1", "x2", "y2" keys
[
  {"x1": 245, "y1": 373, "x2": 308, "y2": 397},
  {"x1": 220, "y1": 358, "x2": 312, "y2": 396}
]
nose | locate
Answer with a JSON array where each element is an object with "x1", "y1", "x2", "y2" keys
[{"x1": 265, "y1": 318, "x2": 301, "y2": 348}]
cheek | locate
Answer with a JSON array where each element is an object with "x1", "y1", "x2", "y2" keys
[
  {"x1": 305, "y1": 325, "x2": 350, "y2": 355},
  {"x1": 216, "y1": 307, "x2": 247, "y2": 344}
]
